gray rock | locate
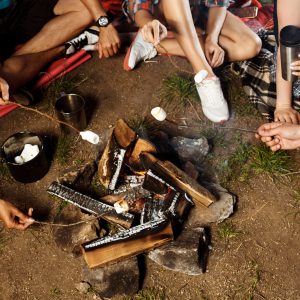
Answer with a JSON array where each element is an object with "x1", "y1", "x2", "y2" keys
[
  {"x1": 53, "y1": 205, "x2": 99, "y2": 256},
  {"x1": 82, "y1": 257, "x2": 139, "y2": 298},
  {"x1": 170, "y1": 136, "x2": 209, "y2": 165},
  {"x1": 148, "y1": 227, "x2": 209, "y2": 275},
  {"x1": 75, "y1": 282, "x2": 92, "y2": 294},
  {"x1": 186, "y1": 184, "x2": 236, "y2": 228}
]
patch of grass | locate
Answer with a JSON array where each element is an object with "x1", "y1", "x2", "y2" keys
[
  {"x1": 123, "y1": 288, "x2": 165, "y2": 300},
  {"x1": 246, "y1": 262, "x2": 261, "y2": 300},
  {"x1": 221, "y1": 69, "x2": 259, "y2": 117},
  {"x1": 160, "y1": 73, "x2": 198, "y2": 112},
  {"x1": 249, "y1": 144, "x2": 292, "y2": 179},
  {"x1": 55, "y1": 136, "x2": 76, "y2": 165},
  {"x1": 51, "y1": 287, "x2": 62, "y2": 296},
  {"x1": 201, "y1": 128, "x2": 229, "y2": 149},
  {"x1": 56, "y1": 200, "x2": 69, "y2": 215},
  {"x1": 40, "y1": 74, "x2": 87, "y2": 110},
  {"x1": 127, "y1": 116, "x2": 158, "y2": 136},
  {"x1": 218, "y1": 222, "x2": 239, "y2": 244}
]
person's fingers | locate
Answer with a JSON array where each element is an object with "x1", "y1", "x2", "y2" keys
[
  {"x1": 153, "y1": 21, "x2": 160, "y2": 46},
  {"x1": 159, "y1": 24, "x2": 168, "y2": 41},
  {"x1": 98, "y1": 44, "x2": 103, "y2": 59},
  {"x1": 290, "y1": 113, "x2": 298, "y2": 124},
  {"x1": 0, "y1": 79, "x2": 9, "y2": 101},
  {"x1": 292, "y1": 71, "x2": 300, "y2": 76},
  {"x1": 214, "y1": 51, "x2": 224, "y2": 68},
  {"x1": 102, "y1": 48, "x2": 110, "y2": 58},
  {"x1": 28, "y1": 208, "x2": 33, "y2": 217},
  {"x1": 112, "y1": 43, "x2": 119, "y2": 54},
  {"x1": 210, "y1": 49, "x2": 219, "y2": 67},
  {"x1": 107, "y1": 46, "x2": 114, "y2": 57},
  {"x1": 265, "y1": 138, "x2": 279, "y2": 147},
  {"x1": 261, "y1": 136, "x2": 273, "y2": 143},
  {"x1": 205, "y1": 47, "x2": 212, "y2": 65},
  {"x1": 257, "y1": 122, "x2": 283, "y2": 136},
  {"x1": 270, "y1": 144, "x2": 281, "y2": 152}
]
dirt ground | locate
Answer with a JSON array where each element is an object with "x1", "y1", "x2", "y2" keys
[{"x1": 0, "y1": 53, "x2": 300, "y2": 300}]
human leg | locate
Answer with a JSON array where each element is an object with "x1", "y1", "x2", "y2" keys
[
  {"x1": 14, "y1": 0, "x2": 93, "y2": 56},
  {"x1": 218, "y1": 11, "x2": 261, "y2": 61},
  {"x1": 0, "y1": 46, "x2": 64, "y2": 94}
]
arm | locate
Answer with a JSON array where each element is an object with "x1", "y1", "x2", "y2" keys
[
  {"x1": 205, "y1": 7, "x2": 227, "y2": 68},
  {"x1": 80, "y1": 0, "x2": 120, "y2": 58},
  {"x1": 0, "y1": 199, "x2": 34, "y2": 230},
  {"x1": 274, "y1": 0, "x2": 300, "y2": 124},
  {"x1": 0, "y1": 77, "x2": 9, "y2": 105}
]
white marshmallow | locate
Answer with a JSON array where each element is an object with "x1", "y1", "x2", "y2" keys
[
  {"x1": 80, "y1": 131, "x2": 100, "y2": 145},
  {"x1": 14, "y1": 144, "x2": 40, "y2": 164},
  {"x1": 151, "y1": 107, "x2": 167, "y2": 121},
  {"x1": 14, "y1": 156, "x2": 24, "y2": 164}
]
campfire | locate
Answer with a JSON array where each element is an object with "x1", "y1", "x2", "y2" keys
[{"x1": 48, "y1": 119, "x2": 216, "y2": 269}]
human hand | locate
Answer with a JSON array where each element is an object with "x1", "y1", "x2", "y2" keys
[
  {"x1": 0, "y1": 199, "x2": 34, "y2": 230},
  {"x1": 274, "y1": 107, "x2": 300, "y2": 124},
  {"x1": 256, "y1": 122, "x2": 300, "y2": 151},
  {"x1": 291, "y1": 55, "x2": 300, "y2": 77},
  {"x1": 0, "y1": 77, "x2": 9, "y2": 105},
  {"x1": 98, "y1": 24, "x2": 121, "y2": 58},
  {"x1": 204, "y1": 38, "x2": 225, "y2": 68},
  {"x1": 141, "y1": 20, "x2": 168, "y2": 46}
]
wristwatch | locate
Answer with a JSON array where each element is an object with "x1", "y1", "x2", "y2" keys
[{"x1": 95, "y1": 15, "x2": 111, "y2": 27}]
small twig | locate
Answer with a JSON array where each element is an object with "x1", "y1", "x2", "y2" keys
[
  {"x1": 187, "y1": 98, "x2": 202, "y2": 121},
  {"x1": 282, "y1": 170, "x2": 300, "y2": 176},
  {"x1": 216, "y1": 126, "x2": 257, "y2": 133},
  {"x1": 34, "y1": 215, "x2": 100, "y2": 227},
  {"x1": 8, "y1": 101, "x2": 80, "y2": 133},
  {"x1": 156, "y1": 43, "x2": 194, "y2": 75}
]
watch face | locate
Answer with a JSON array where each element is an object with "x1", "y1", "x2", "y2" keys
[{"x1": 98, "y1": 16, "x2": 109, "y2": 27}]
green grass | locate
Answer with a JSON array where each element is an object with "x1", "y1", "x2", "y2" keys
[
  {"x1": 123, "y1": 288, "x2": 165, "y2": 300},
  {"x1": 55, "y1": 136, "x2": 76, "y2": 165},
  {"x1": 218, "y1": 222, "x2": 239, "y2": 243},
  {"x1": 40, "y1": 74, "x2": 87, "y2": 111},
  {"x1": 217, "y1": 143, "x2": 293, "y2": 186},
  {"x1": 127, "y1": 116, "x2": 158, "y2": 136},
  {"x1": 249, "y1": 145, "x2": 292, "y2": 179},
  {"x1": 220, "y1": 69, "x2": 259, "y2": 117},
  {"x1": 160, "y1": 73, "x2": 198, "y2": 112}
]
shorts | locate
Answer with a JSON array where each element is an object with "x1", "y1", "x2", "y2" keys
[{"x1": 0, "y1": 0, "x2": 58, "y2": 62}]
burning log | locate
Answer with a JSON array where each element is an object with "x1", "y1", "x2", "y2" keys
[
  {"x1": 47, "y1": 181, "x2": 134, "y2": 229},
  {"x1": 82, "y1": 218, "x2": 173, "y2": 268},
  {"x1": 128, "y1": 138, "x2": 157, "y2": 172},
  {"x1": 98, "y1": 119, "x2": 137, "y2": 190},
  {"x1": 140, "y1": 152, "x2": 215, "y2": 207}
]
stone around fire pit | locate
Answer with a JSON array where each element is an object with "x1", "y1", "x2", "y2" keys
[
  {"x1": 148, "y1": 227, "x2": 209, "y2": 275},
  {"x1": 170, "y1": 136, "x2": 209, "y2": 165},
  {"x1": 186, "y1": 184, "x2": 236, "y2": 228},
  {"x1": 53, "y1": 205, "x2": 99, "y2": 256},
  {"x1": 82, "y1": 257, "x2": 139, "y2": 298}
]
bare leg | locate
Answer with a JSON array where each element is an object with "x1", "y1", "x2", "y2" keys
[
  {"x1": 160, "y1": 0, "x2": 213, "y2": 75},
  {"x1": 0, "y1": 46, "x2": 64, "y2": 93},
  {"x1": 218, "y1": 11, "x2": 261, "y2": 61},
  {"x1": 156, "y1": 11, "x2": 260, "y2": 62},
  {"x1": 15, "y1": 0, "x2": 93, "y2": 56}
]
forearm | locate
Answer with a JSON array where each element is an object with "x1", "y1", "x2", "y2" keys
[
  {"x1": 276, "y1": 45, "x2": 293, "y2": 109},
  {"x1": 206, "y1": 7, "x2": 227, "y2": 43}
]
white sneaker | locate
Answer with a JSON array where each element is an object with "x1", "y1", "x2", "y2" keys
[
  {"x1": 123, "y1": 30, "x2": 158, "y2": 71},
  {"x1": 194, "y1": 72, "x2": 229, "y2": 123},
  {"x1": 65, "y1": 28, "x2": 99, "y2": 55}
]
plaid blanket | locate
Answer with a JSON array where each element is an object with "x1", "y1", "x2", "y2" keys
[{"x1": 231, "y1": 31, "x2": 300, "y2": 121}]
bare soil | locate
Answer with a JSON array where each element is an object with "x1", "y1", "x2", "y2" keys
[{"x1": 0, "y1": 53, "x2": 300, "y2": 300}]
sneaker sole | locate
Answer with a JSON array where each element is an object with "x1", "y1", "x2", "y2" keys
[{"x1": 123, "y1": 31, "x2": 140, "y2": 71}]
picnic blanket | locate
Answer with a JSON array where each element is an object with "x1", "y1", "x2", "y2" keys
[{"x1": 231, "y1": 30, "x2": 300, "y2": 121}]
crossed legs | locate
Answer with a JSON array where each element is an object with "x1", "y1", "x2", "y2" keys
[{"x1": 0, "y1": 0, "x2": 93, "y2": 95}]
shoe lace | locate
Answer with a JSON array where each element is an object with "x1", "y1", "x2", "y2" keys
[
  {"x1": 69, "y1": 34, "x2": 88, "y2": 51},
  {"x1": 196, "y1": 79, "x2": 225, "y2": 106}
]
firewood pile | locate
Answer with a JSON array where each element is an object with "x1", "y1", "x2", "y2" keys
[{"x1": 48, "y1": 119, "x2": 217, "y2": 269}]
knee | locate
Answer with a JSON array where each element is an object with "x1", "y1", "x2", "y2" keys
[{"x1": 237, "y1": 35, "x2": 262, "y2": 60}]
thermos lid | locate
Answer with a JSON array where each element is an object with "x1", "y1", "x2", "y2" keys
[{"x1": 280, "y1": 25, "x2": 300, "y2": 47}]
